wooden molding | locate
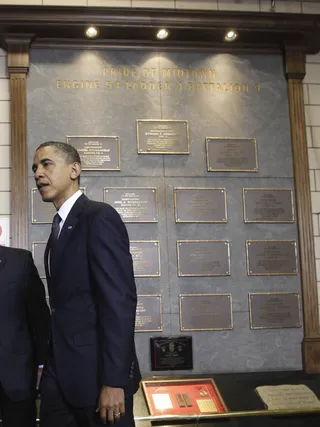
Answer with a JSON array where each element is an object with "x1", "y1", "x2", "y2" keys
[
  {"x1": 5, "y1": 35, "x2": 32, "y2": 250},
  {"x1": 302, "y1": 337, "x2": 320, "y2": 374},
  {"x1": 0, "y1": 6, "x2": 319, "y2": 53},
  {"x1": 284, "y1": 47, "x2": 320, "y2": 372}
]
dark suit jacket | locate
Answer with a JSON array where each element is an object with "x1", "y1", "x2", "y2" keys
[
  {"x1": 45, "y1": 194, "x2": 141, "y2": 408},
  {"x1": 0, "y1": 246, "x2": 51, "y2": 401}
]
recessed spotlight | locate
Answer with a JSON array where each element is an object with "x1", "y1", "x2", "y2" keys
[
  {"x1": 156, "y1": 29, "x2": 170, "y2": 40},
  {"x1": 85, "y1": 27, "x2": 98, "y2": 39},
  {"x1": 224, "y1": 30, "x2": 238, "y2": 42}
]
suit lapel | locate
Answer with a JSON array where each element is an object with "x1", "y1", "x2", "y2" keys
[{"x1": 51, "y1": 194, "x2": 88, "y2": 280}]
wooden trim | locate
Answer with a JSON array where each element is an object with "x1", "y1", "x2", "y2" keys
[
  {"x1": 285, "y1": 48, "x2": 320, "y2": 373},
  {"x1": 0, "y1": 6, "x2": 320, "y2": 53},
  {"x1": 5, "y1": 36, "x2": 32, "y2": 250}
]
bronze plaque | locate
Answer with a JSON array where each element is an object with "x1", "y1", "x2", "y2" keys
[
  {"x1": 179, "y1": 294, "x2": 233, "y2": 331},
  {"x1": 130, "y1": 241, "x2": 160, "y2": 277},
  {"x1": 174, "y1": 188, "x2": 227, "y2": 223},
  {"x1": 104, "y1": 187, "x2": 158, "y2": 223},
  {"x1": 206, "y1": 137, "x2": 258, "y2": 172},
  {"x1": 249, "y1": 292, "x2": 301, "y2": 329},
  {"x1": 246, "y1": 240, "x2": 298, "y2": 276},
  {"x1": 243, "y1": 188, "x2": 294, "y2": 223},
  {"x1": 177, "y1": 240, "x2": 230, "y2": 276},
  {"x1": 31, "y1": 187, "x2": 86, "y2": 224},
  {"x1": 67, "y1": 135, "x2": 120, "y2": 171},
  {"x1": 135, "y1": 295, "x2": 162, "y2": 332},
  {"x1": 150, "y1": 336, "x2": 193, "y2": 371},
  {"x1": 32, "y1": 241, "x2": 46, "y2": 278},
  {"x1": 137, "y1": 119, "x2": 190, "y2": 154}
]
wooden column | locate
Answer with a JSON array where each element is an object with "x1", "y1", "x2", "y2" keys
[
  {"x1": 5, "y1": 36, "x2": 32, "y2": 250},
  {"x1": 285, "y1": 48, "x2": 320, "y2": 373}
]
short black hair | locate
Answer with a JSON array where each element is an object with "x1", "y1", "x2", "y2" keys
[
  {"x1": 36, "y1": 141, "x2": 81, "y2": 184},
  {"x1": 37, "y1": 141, "x2": 81, "y2": 165}
]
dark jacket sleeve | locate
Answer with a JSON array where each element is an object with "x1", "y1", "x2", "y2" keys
[
  {"x1": 88, "y1": 205, "x2": 137, "y2": 389},
  {"x1": 26, "y1": 252, "x2": 51, "y2": 366}
]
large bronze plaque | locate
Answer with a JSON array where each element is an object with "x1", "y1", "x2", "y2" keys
[
  {"x1": 243, "y1": 188, "x2": 294, "y2": 223},
  {"x1": 177, "y1": 240, "x2": 230, "y2": 277},
  {"x1": 66, "y1": 135, "x2": 120, "y2": 170},
  {"x1": 246, "y1": 240, "x2": 298, "y2": 276},
  {"x1": 137, "y1": 119, "x2": 190, "y2": 154},
  {"x1": 135, "y1": 294, "x2": 162, "y2": 332},
  {"x1": 32, "y1": 241, "x2": 46, "y2": 278},
  {"x1": 130, "y1": 241, "x2": 161, "y2": 277},
  {"x1": 249, "y1": 292, "x2": 301, "y2": 329},
  {"x1": 179, "y1": 294, "x2": 233, "y2": 331},
  {"x1": 206, "y1": 137, "x2": 258, "y2": 172},
  {"x1": 150, "y1": 336, "x2": 193, "y2": 371},
  {"x1": 174, "y1": 188, "x2": 227, "y2": 223},
  {"x1": 104, "y1": 187, "x2": 158, "y2": 223},
  {"x1": 31, "y1": 187, "x2": 86, "y2": 224}
]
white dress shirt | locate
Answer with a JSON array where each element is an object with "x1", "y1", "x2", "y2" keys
[{"x1": 56, "y1": 190, "x2": 83, "y2": 237}]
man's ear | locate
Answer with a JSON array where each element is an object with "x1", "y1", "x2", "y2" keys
[{"x1": 71, "y1": 162, "x2": 81, "y2": 181}]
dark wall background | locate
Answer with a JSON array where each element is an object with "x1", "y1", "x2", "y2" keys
[{"x1": 27, "y1": 49, "x2": 302, "y2": 375}]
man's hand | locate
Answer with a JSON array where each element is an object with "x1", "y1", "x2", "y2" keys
[
  {"x1": 97, "y1": 385, "x2": 125, "y2": 424},
  {"x1": 36, "y1": 366, "x2": 43, "y2": 390}
]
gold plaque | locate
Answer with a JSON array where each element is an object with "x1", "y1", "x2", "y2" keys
[{"x1": 137, "y1": 119, "x2": 190, "y2": 154}]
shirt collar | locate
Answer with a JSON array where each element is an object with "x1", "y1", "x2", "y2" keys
[{"x1": 57, "y1": 190, "x2": 82, "y2": 223}]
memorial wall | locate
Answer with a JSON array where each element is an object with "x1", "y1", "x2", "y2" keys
[{"x1": 26, "y1": 49, "x2": 303, "y2": 375}]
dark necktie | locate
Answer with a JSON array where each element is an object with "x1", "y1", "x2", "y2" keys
[{"x1": 49, "y1": 213, "x2": 61, "y2": 275}]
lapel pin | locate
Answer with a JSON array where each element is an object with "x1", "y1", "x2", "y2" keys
[{"x1": 68, "y1": 226, "x2": 73, "y2": 230}]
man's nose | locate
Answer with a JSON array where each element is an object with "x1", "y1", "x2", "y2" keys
[{"x1": 34, "y1": 167, "x2": 43, "y2": 179}]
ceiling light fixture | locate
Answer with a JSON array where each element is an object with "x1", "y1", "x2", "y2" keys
[
  {"x1": 85, "y1": 27, "x2": 98, "y2": 38},
  {"x1": 224, "y1": 30, "x2": 238, "y2": 42},
  {"x1": 156, "y1": 29, "x2": 170, "y2": 40}
]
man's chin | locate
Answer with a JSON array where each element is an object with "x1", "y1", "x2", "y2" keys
[{"x1": 39, "y1": 192, "x2": 54, "y2": 203}]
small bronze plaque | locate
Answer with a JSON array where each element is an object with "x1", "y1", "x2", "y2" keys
[
  {"x1": 135, "y1": 295, "x2": 162, "y2": 332},
  {"x1": 174, "y1": 188, "x2": 227, "y2": 223},
  {"x1": 246, "y1": 240, "x2": 298, "y2": 276},
  {"x1": 180, "y1": 294, "x2": 233, "y2": 331},
  {"x1": 104, "y1": 187, "x2": 158, "y2": 222},
  {"x1": 31, "y1": 187, "x2": 86, "y2": 224},
  {"x1": 249, "y1": 292, "x2": 301, "y2": 329},
  {"x1": 67, "y1": 135, "x2": 120, "y2": 171},
  {"x1": 177, "y1": 240, "x2": 230, "y2": 276},
  {"x1": 206, "y1": 137, "x2": 258, "y2": 172},
  {"x1": 137, "y1": 119, "x2": 190, "y2": 154},
  {"x1": 150, "y1": 336, "x2": 193, "y2": 371},
  {"x1": 32, "y1": 241, "x2": 46, "y2": 278},
  {"x1": 243, "y1": 188, "x2": 294, "y2": 223},
  {"x1": 130, "y1": 241, "x2": 160, "y2": 277}
]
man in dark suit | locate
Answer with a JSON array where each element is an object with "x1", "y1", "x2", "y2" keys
[
  {"x1": 32, "y1": 141, "x2": 141, "y2": 427},
  {"x1": 0, "y1": 245, "x2": 51, "y2": 427}
]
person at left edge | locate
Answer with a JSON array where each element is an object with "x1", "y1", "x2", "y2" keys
[{"x1": 0, "y1": 245, "x2": 51, "y2": 427}]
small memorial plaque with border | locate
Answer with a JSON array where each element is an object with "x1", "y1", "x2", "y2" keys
[
  {"x1": 104, "y1": 187, "x2": 158, "y2": 222},
  {"x1": 130, "y1": 241, "x2": 160, "y2": 277},
  {"x1": 142, "y1": 378, "x2": 228, "y2": 416},
  {"x1": 246, "y1": 240, "x2": 298, "y2": 276},
  {"x1": 135, "y1": 295, "x2": 162, "y2": 332},
  {"x1": 249, "y1": 292, "x2": 301, "y2": 329},
  {"x1": 31, "y1": 187, "x2": 86, "y2": 224},
  {"x1": 177, "y1": 240, "x2": 230, "y2": 276},
  {"x1": 137, "y1": 119, "x2": 190, "y2": 154},
  {"x1": 243, "y1": 188, "x2": 294, "y2": 223},
  {"x1": 174, "y1": 188, "x2": 227, "y2": 223},
  {"x1": 206, "y1": 137, "x2": 258, "y2": 172},
  {"x1": 179, "y1": 294, "x2": 233, "y2": 331},
  {"x1": 150, "y1": 336, "x2": 193, "y2": 371},
  {"x1": 32, "y1": 241, "x2": 46, "y2": 278},
  {"x1": 66, "y1": 135, "x2": 120, "y2": 171}
]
